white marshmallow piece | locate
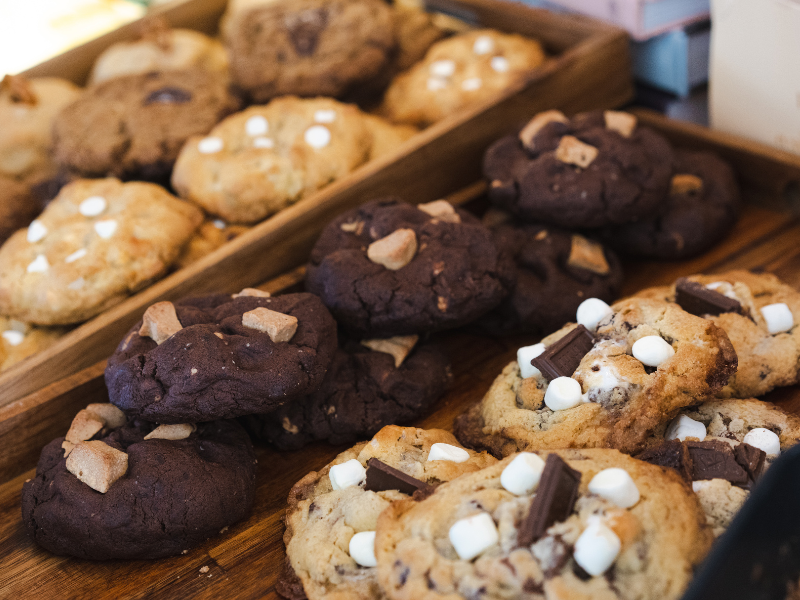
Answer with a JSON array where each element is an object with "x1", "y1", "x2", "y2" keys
[
  {"x1": 461, "y1": 77, "x2": 482, "y2": 91},
  {"x1": 760, "y1": 303, "x2": 794, "y2": 335},
  {"x1": 94, "y1": 219, "x2": 118, "y2": 239},
  {"x1": 517, "y1": 343, "x2": 546, "y2": 379},
  {"x1": 473, "y1": 35, "x2": 495, "y2": 55},
  {"x1": 2, "y1": 330, "x2": 24, "y2": 346},
  {"x1": 573, "y1": 521, "x2": 621, "y2": 576},
  {"x1": 329, "y1": 459, "x2": 366, "y2": 491},
  {"x1": 501, "y1": 453, "x2": 546, "y2": 495},
  {"x1": 544, "y1": 377, "x2": 583, "y2": 411},
  {"x1": 430, "y1": 59, "x2": 456, "y2": 78},
  {"x1": 631, "y1": 336, "x2": 674, "y2": 367},
  {"x1": 449, "y1": 512, "x2": 499, "y2": 561},
  {"x1": 198, "y1": 136, "x2": 224, "y2": 154},
  {"x1": 304, "y1": 125, "x2": 331, "y2": 149},
  {"x1": 743, "y1": 428, "x2": 781, "y2": 456},
  {"x1": 349, "y1": 531, "x2": 377, "y2": 567},
  {"x1": 27, "y1": 254, "x2": 49, "y2": 273},
  {"x1": 213, "y1": 219, "x2": 226, "y2": 229},
  {"x1": 27, "y1": 220, "x2": 47, "y2": 243},
  {"x1": 428, "y1": 443, "x2": 470, "y2": 463},
  {"x1": 588, "y1": 468, "x2": 640, "y2": 508},
  {"x1": 314, "y1": 109, "x2": 337, "y2": 123},
  {"x1": 490, "y1": 56, "x2": 510, "y2": 72},
  {"x1": 65, "y1": 248, "x2": 87, "y2": 263},
  {"x1": 245, "y1": 115, "x2": 268, "y2": 136},
  {"x1": 665, "y1": 414, "x2": 707, "y2": 442},
  {"x1": 253, "y1": 136, "x2": 275, "y2": 149},
  {"x1": 79, "y1": 196, "x2": 107, "y2": 217},
  {"x1": 576, "y1": 298, "x2": 613, "y2": 332}
]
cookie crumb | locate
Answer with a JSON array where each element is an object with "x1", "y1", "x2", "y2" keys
[{"x1": 199, "y1": 566, "x2": 209, "y2": 574}]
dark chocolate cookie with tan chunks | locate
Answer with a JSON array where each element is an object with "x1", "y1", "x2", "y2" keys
[
  {"x1": 245, "y1": 336, "x2": 452, "y2": 450},
  {"x1": 603, "y1": 150, "x2": 741, "y2": 259},
  {"x1": 483, "y1": 109, "x2": 674, "y2": 228},
  {"x1": 22, "y1": 405, "x2": 256, "y2": 560},
  {"x1": 105, "y1": 292, "x2": 337, "y2": 422},
  {"x1": 305, "y1": 198, "x2": 515, "y2": 338},
  {"x1": 53, "y1": 69, "x2": 240, "y2": 184}
]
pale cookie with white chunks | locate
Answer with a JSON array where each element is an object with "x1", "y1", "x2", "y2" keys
[
  {"x1": 375, "y1": 449, "x2": 712, "y2": 600},
  {"x1": 0, "y1": 317, "x2": 66, "y2": 372},
  {"x1": 172, "y1": 97, "x2": 376, "y2": 224},
  {"x1": 484, "y1": 110, "x2": 674, "y2": 228},
  {"x1": 105, "y1": 292, "x2": 337, "y2": 422},
  {"x1": 380, "y1": 29, "x2": 546, "y2": 127},
  {"x1": 279, "y1": 425, "x2": 497, "y2": 600},
  {"x1": 455, "y1": 298, "x2": 738, "y2": 456},
  {"x1": 0, "y1": 178, "x2": 202, "y2": 326},
  {"x1": 174, "y1": 218, "x2": 250, "y2": 269},
  {"x1": 636, "y1": 270, "x2": 800, "y2": 398}
]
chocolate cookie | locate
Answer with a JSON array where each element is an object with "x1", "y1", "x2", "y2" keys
[
  {"x1": 483, "y1": 110, "x2": 674, "y2": 228},
  {"x1": 53, "y1": 69, "x2": 240, "y2": 184},
  {"x1": 22, "y1": 413, "x2": 256, "y2": 560},
  {"x1": 245, "y1": 337, "x2": 452, "y2": 450},
  {"x1": 105, "y1": 292, "x2": 337, "y2": 422},
  {"x1": 305, "y1": 198, "x2": 515, "y2": 338},
  {"x1": 603, "y1": 150, "x2": 741, "y2": 259}
]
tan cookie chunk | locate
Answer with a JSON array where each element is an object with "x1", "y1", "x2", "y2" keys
[
  {"x1": 144, "y1": 423, "x2": 196, "y2": 440},
  {"x1": 361, "y1": 334, "x2": 418, "y2": 367},
  {"x1": 381, "y1": 29, "x2": 546, "y2": 127},
  {"x1": 140, "y1": 301, "x2": 183, "y2": 345},
  {"x1": 281, "y1": 425, "x2": 496, "y2": 600},
  {"x1": 173, "y1": 218, "x2": 250, "y2": 269},
  {"x1": 375, "y1": 449, "x2": 712, "y2": 600},
  {"x1": 455, "y1": 298, "x2": 738, "y2": 456},
  {"x1": 0, "y1": 178, "x2": 202, "y2": 325},
  {"x1": 66, "y1": 440, "x2": 128, "y2": 493},
  {"x1": 241, "y1": 307, "x2": 298, "y2": 342}
]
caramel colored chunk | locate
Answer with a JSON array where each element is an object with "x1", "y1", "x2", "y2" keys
[
  {"x1": 144, "y1": 423, "x2": 196, "y2": 441},
  {"x1": 418, "y1": 200, "x2": 461, "y2": 223},
  {"x1": 555, "y1": 136, "x2": 598, "y2": 168},
  {"x1": 604, "y1": 111, "x2": 637, "y2": 138},
  {"x1": 519, "y1": 110, "x2": 568, "y2": 150},
  {"x1": 85, "y1": 403, "x2": 126, "y2": 428},
  {"x1": 367, "y1": 229, "x2": 417, "y2": 270},
  {"x1": 340, "y1": 220, "x2": 364, "y2": 234},
  {"x1": 65, "y1": 410, "x2": 104, "y2": 444},
  {"x1": 670, "y1": 174, "x2": 704, "y2": 195},
  {"x1": 233, "y1": 287, "x2": 271, "y2": 298},
  {"x1": 242, "y1": 307, "x2": 298, "y2": 342},
  {"x1": 139, "y1": 301, "x2": 183, "y2": 345},
  {"x1": 66, "y1": 440, "x2": 128, "y2": 493},
  {"x1": 361, "y1": 335, "x2": 419, "y2": 368},
  {"x1": 568, "y1": 235, "x2": 610, "y2": 275}
]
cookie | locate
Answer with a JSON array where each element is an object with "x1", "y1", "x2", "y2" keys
[
  {"x1": 0, "y1": 178, "x2": 202, "y2": 326},
  {"x1": 53, "y1": 69, "x2": 240, "y2": 184},
  {"x1": 244, "y1": 337, "x2": 452, "y2": 450},
  {"x1": 603, "y1": 150, "x2": 741, "y2": 259},
  {"x1": 305, "y1": 198, "x2": 515, "y2": 338},
  {"x1": 22, "y1": 408, "x2": 256, "y2": 560},
  {"x1": 480, "y1": 221, "x2": 623, "y2": 335},
  {"x1": 105, "y1": 292, "x2": 337, "y2": 422},
  {"x1": 171, "y1": 97, "x2": 374, "y2": 223},
  {"x1": 375, "y1": 449, "x2": 712, "y2": 600},
  {"x1": 455, "y1": 297, "x2": 738, "y2": 456},
  {"x1": 380, "y1": 29, "x2": 546, "y2": 127},
  {"x1": 0, "y1": 75, "x2": 81, "y2": 184},
  {"x1": 0, "y1": 317, "x2": 66, "y2": 372},
  {"x1": 363, "y1": 114, "x2": 418, "y2": 161},
  {"x1": 281, "y1": 425, "x2": 497, "y2": 600},
  {"x1": 636, "y1": 270, "x2": 800, "y2": 398},
  {"x1": 0, "y1": 176, "x2": 42, "y2": 245},
  {"x1": 483, "y1": 110, "x2": 675, "y2": 228},
  {"x1": 227, "y1": 0, "x2": 395, "y2": 103},
  {"x1": 174, "y1": 218, "x2": 250, "y2": 269}
]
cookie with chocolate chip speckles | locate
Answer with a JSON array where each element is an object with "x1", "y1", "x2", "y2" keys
[
  {"x1": 455, "y1": 298, "x2": 738, "y2": 456},
  {"x1": 0, "y1": 178, "x2": 202, "y2": 326},
  {"x1": 280, "y1": 425, "x2": 497, "y2": 600}
]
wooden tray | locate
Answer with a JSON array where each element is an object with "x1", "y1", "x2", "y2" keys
[{"x1": 2, "y1": 110, "x2": 800, "y2": 598}]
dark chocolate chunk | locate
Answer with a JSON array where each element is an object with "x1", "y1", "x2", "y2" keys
[
  {"x1": 531, "y1": 325, "x2": 595, "y2": 381},
  {"x1": 636, "y1": 440, "x2": 693, "y2": 482},
  {"x1": 144, "y1": 86, "x2": 193, "y2": 105},
  {"x1": 517, "y1": 454, "x2": 581, "y2": 546},
  {"x1": 687, "y1": 440, "x2": 748, "y2": 485},
  {"x1": 284, "y1": 8, "x2": 328, "y2": 56},
  {"x1": 365, "y1": 458, "x2": 433, "y2": 496},
  {"x1": 675, "y1": 278, "x2": 743, "y2": 317},
  {"x1": 734, "y1": 442, "x2": 766, "y2": 483}
]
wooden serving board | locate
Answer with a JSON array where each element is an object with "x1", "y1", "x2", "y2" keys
[{"x1": 2, "y1": 112, "x2": 800, "y2": 599}]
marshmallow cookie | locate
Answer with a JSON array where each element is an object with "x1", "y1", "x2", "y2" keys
[
  {"x1": 637, "y1": 270, "x2": 800, "y2": 397},
  {"x1": 455, "y1": 297, "x2": 738, "y2": 456},
  {"x1": 105, "y1": 292, "x2": 337, "y2": 422},
  {"x1": 21, "y1": 404, "x2": 257, "y2": 560},
  {"x1": 483, "y1": 110, "x2": 674, "y2": 228},
  {"x1": 380, "y1": 30, "x2": 546, "y2": 127},
  {"x1": 375, "y1": 449, "x2": 712, "y2": 600},
  {"x1": 305, "y1": 198, "x2": 515, "y2": 338},
  {"x1": 0, "y1": 178, "x2": 202, "y2": 325},
  {"x1": 53, "y1": 69, "x2": 240, "y2": 184},
  {"x1": 244, "y1": 336, "x2": 452, "y2": 450},
  {"x1": 280, "y1": 425, "x2": 497, "y2": 600}
]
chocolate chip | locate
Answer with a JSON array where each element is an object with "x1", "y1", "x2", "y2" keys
[
  {"x1": 284, "y1": 8, "x2": 328, "y2": 55},
  {"x1": 573, "y1": 563, "x2": 592, "y2": 581},
  {"x1": 364, "y1": 458, "x2": 434, "y2": 496},
  {"x1": 635, "y1": 440, "x2": 693, "y2": 482},
  {"x1": 531, "y1": 325, "x2": 595, "y2": 381},
  {"x1": 144, "y1": 86, "x2": 193, "y2": 105},
  {"x1": 734, "y1": 442, "x2": 766, "y2": 483},
  {"x1": 523, "y1": 578, "x2": 544, "y2": 593},
  {"x1": 675, "y1": 278, "x2": 743, "y2": 317},
  {"x1": 687, "y1": 440, "x2": 748, "y2": 485},
  {"x1": 517, "y1": 454, "x2": 581, "y2": 546}
]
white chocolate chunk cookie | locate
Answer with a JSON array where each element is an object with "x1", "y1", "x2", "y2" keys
[{"x1": 0, "y1": 317, "x2": 66, "y2": 372}]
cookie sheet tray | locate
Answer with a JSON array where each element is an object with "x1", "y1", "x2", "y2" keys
[
  {"x1": 2, "y1": 110, "x2": 800, "y2": 599},
  {"x1": 0, "y1": 0, "x2": 634, "y2": 406}
]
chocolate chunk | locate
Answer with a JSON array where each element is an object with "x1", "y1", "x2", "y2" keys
[
  {"x1": 687, "y1": 441, "x2": 748, "y2": 485},
  {"x1": 734, "y1": 442, "x2": 766, "y2": 483},
  {"x1": 144, "y1": 86, "x2": 193, "y2": 105},
  {"x1": 531, "y1": 325, "x2": 595, "y2": 381},
  {"x1": 636, "y1": 440, "x2": 693, "y2": 482},
  {"x1": 675, "y1": 278, "x2": 743, "y2": 317},
  {"x1": 284, "y1": 8, "x2": 328, "y2": 56},
  {"x1": 365, "y1": 458, "x2": 433, "y2": 496},
  {"x1": 517, "y1": 454, "x2": 581, "y2": 546}
]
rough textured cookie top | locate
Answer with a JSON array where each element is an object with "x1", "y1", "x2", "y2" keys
[{"x1": 105, "y1": 292, "x2": 337, "y2": 422}]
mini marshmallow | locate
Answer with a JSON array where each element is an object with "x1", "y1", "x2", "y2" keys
[
  {"x1": 27, "y1": 220, "x2": 47, "y2": 243},
  {"x1": 417, "y1": 199, "x2": 460, "y2": 223},
  {"x1": 577, "y1": 298, "x2": 613, "y2": 332},
  {"x1": 245, "y1": 115, "x2": 268, "y2": 136},
  {"x1": 314, "y1": 109, "x2": 337, "y2": 123},
  {"x1": 517, "y1": 343, "x2": 546, "y2": 379},
  {"x1": 428, "y1": 443, "x2": 470, "y2": 463},
  {"x1": 213, "y1": 219, "x2": 226, "y2": 229},
  {"x1": 349, "y1": 531, "x2": 377, "y2": 567},
  {"x1": 367, "y1": 229, "x2": 417, "y2": 270},
  {"x1": 27, "y1": 254, "x2": 49, "y2": 273},
  {"x1": 449, "y1": 512, "x2": 499, "y2": 561},
  {"x1": 588, "y1": 468, "x2": 640, "y2": 508},
  {"x1": 94, "y1": 219, "x2": 117, "y2": 239},
  {"x1": 473, "y1": 35, "x2": 494, "y2": 55},
  {"x1": 743, "y1": 428, "x2": 781, "y2": 456},
  {"x1": 665, "y1": 414, "x2": 707, "y2": 442},
  {"x1": 501, "y1": 452, "x2": 546, "y2": 495},
  {"x1": 79, "y1": 196, "x2": 107, "y2": 217},
  {"x1": 760, "y1": 303, "x2": 794, "y2": 335},
  {"x1": 65, "y1": 248, "x2": 87, "y2": 263},
  {"x1": 329, "y1": 459, "x2": 366, "y2": 490},
  {"x1": 573, "y1": 520, "x2": 621, "y2": 576},
  {"x1": 242, "y1": 307, "x2": 298, "y2": 342},
  {"x1": 430, "y1": 59, "x2": 456, "y2": 78},
  {"x1": 144, "y1": 423, "x2": 196, "y2": 441},
  {"x1": 631, "y1": 336, "x2": 674, "y2": 367},
  {"x1": 198, "y1": 136, "x2": 223, "y2": 154},
  {"x1": 490, "y1": 56, "x2": 509, "y2": 72},
  {"x1": 304, "y1": 125, "x2": 331, "y2": 149},
  {"x1": 2, "y1": 330, "x2": 24, "y2": 346},
  {"x1": 544, "y1": 377, "x2": 583, "y2": 411},
  {"x1": 461, "y1": 77, "x2": 482, "y2": 91}
]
